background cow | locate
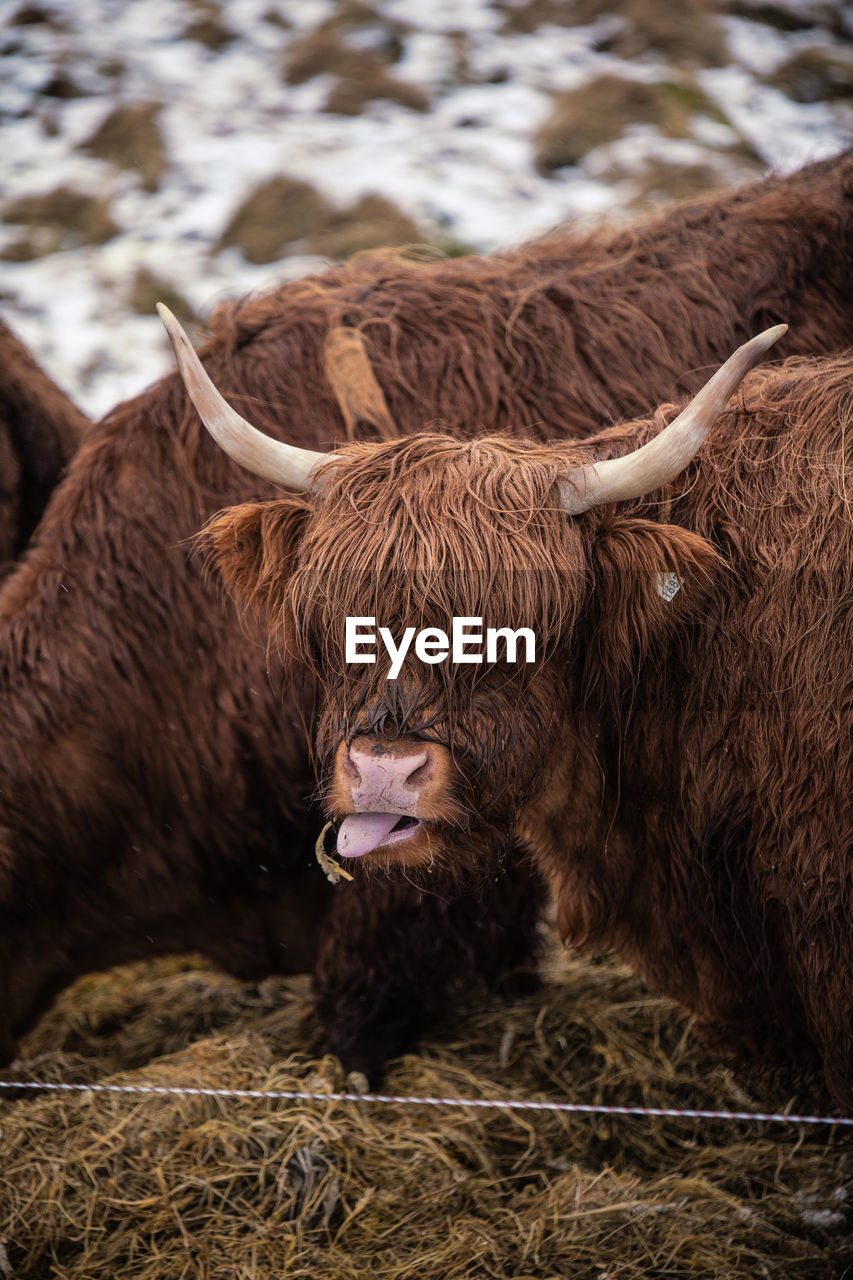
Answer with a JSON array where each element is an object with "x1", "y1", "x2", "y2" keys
[
  {"x1": 0, "y1": 316, "x2": 89, "y2": 578},
  {"x1": 3, "y1": 150, "x2": 853, "y2": 1078}
]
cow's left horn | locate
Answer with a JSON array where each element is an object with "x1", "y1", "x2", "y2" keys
[
  {"x1": 158, "y1": 303, "x2": 327, "y2": 491},
  {"x1": 558, "y1": 324, "x2": 788, "y2": 515}
]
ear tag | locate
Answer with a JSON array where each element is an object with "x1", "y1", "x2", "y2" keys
[{"x1": 656, "y1": 571, "x2": 681, "y2": 602}]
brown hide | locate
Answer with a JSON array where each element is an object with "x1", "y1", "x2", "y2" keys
[
  {"x1": 0, "y1": 317, "x2": 89, "y2": 575},
  {"x1": 519, "y1": 353, "x2": 853, "y2": 1104},
  {"x1": 3, "y1": 150, "x2": 853, "y2": 1077}
]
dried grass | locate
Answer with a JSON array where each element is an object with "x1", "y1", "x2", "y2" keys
[
  {"x1": 78, "y1": 102, "x2": 168, "y2": 193},
  {"x1": 217, "y1": 178, "x2": 425, "y2": 265},
  {"x1": 0, "y1": 186, "x2": 119, "y2": 262},
  {"x1": 2, "y1": 937, "x2": 850, "y2": 1277},
  {"x1": 533, "y1": 75, "x2": 724, "y2": 175}
]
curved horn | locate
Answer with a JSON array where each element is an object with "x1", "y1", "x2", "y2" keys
[
  {"x1": 558, "y1": 324, "x2": 788, "y2": 515},
  {"x1": 157, "y1": 303, "x2": 327, "y2": 491}
]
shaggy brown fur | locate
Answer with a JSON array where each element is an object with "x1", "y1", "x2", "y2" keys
[
  {"x1": 4, "y1": 150, "x2": 853, "y2": 1077},
  {"x1": 0, "y1": 317, "x2": 89, "y2": 575},
  {"x1": 323, "y1": 326, "x2": 397, "y2": 441},
  {"x1": 532, "y1": 353, "x2": 853, "y2": 1104},
  {"x1": 210, "y1": 351, "x2": 853, "y2": 1102},
  {"x1": 204, "y1": 147, "x2": 853, "y2": 445}
]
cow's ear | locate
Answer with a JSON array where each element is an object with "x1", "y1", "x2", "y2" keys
[
  {"x1": 201, "y1": 498, "x2": 309, "y2": 619},
  {"x1": 588, "y1": 515, "x2": 721, "y2": 672}
]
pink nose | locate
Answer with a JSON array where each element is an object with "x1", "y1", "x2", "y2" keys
[{"x1": 340, "y1": 739, "x2": 438, "y2": 813}]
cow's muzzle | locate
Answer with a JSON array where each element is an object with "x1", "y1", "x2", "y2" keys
[{"x1": 329, "y1": 735, "x2": 458, "y2": 859}]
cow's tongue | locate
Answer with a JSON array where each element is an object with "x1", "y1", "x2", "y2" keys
[{"x1": 337, "y1": 812, "x2": 402, "y2": 858}]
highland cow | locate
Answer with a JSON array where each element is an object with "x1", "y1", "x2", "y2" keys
[
  {"x1": 3, "y1": 150, "x2": 853, "y2": 1077},
  {"x1": 184, "y1": 308, "x2": 853, "y2": 1104}
]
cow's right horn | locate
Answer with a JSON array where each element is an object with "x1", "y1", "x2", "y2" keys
[
  {"x1": 158, "y1": 303, "x2": 327, "y2": 492},
  {"x1": 558, "y1": 324, "x2": 788, "y2": 515}
]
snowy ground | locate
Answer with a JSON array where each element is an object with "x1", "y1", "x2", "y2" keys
[{"x1": 1, "y1": 0, "x2": 851, "y2": 418}]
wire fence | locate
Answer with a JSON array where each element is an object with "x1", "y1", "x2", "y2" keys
[{"x1": 2, "y1": 1077, "x2": 852, "y2": 1128}]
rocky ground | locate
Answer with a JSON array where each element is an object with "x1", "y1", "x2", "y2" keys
[{"x1": 1, "y1": 0, "x2": 851, "y2": 417}]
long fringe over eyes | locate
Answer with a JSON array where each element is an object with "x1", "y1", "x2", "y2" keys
[{"x1": 283, "y1": 435, "x2": 589, "y2": 807}]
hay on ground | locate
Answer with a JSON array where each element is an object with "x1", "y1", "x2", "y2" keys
[{"x1": 1, "y1": 939, "x2": 851, "y2": 1278}]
